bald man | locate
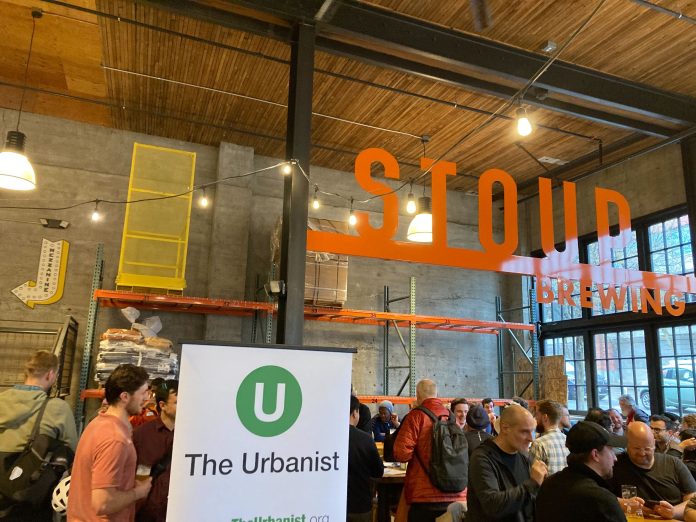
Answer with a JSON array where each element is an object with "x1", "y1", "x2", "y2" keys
[
  {"x1": 611, "y1": 421, "x2": 696, "y2": 520},
  {"x1": 466, "y1": 404, "x2": 547, "y2": 522},
  {"x1": 393, "y1": 379, "x2": 466, "y2": 521}
]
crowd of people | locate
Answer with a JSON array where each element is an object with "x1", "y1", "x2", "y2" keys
[
  {"x1": 6, "y1": 351, "x2": 696, "y2": 522},
  {"x1": 0, "y1": 351, "x2": 176, "y2": 521},
  {"x1": 348, "y1": 382, "x2": 696, "y2": 522}
]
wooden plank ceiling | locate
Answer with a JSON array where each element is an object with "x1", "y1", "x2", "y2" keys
[{"x1": 0, "y1": 0, "x2": 691, "y2": 195}]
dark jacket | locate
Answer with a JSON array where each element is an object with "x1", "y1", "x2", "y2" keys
[
  {"x1": 465, "y1": 429, "x2": 492, "y2": 457},
  {"x1": 348, "y1": 425, "x2": 384, "y2": 514},
  {"x1": 536, "y1": 463, "x2": 625, "y2": 522},
  {"x1": 466, "y1": 438, "x2": 538, "y2": 522}
]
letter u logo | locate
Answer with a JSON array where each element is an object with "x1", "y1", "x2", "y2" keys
[
  {"x1": 237, "y1": 366, "x2": 303, "y2": 437},
  {"x1": 254, "y1": 382, "x2": 285, "y2": 422}
]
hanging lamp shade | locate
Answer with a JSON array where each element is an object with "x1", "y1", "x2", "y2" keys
[
  {"x1": 0, "y1": 131, "x2": 35, "y2": 190},
  {"x1": 407, "y1": 196, "x2": 433, "y2": 243}
]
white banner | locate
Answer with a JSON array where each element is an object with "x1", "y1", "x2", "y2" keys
[{"x1": 167, "y1": 343, "x2": 355, "y2": 522}]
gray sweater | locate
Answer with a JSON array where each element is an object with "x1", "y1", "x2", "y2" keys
[{"x1": 0, "y1": 386, "x2": 77, "y2": 452}]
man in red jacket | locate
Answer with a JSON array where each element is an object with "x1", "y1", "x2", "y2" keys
[{"x1": 394, "y1": 379, "x2": 467, "y2": 521}]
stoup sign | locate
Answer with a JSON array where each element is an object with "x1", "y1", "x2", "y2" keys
[{"x1": 306, "y1": 148, "x2": 695, "y2": 317}]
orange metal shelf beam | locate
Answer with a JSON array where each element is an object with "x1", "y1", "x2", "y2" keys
[{"x1": 94, "y1": 290, "x2": 534, "y2": 334}]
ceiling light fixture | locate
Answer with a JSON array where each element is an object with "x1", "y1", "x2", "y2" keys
[
  {"x1": 516, "y1": 107, "x2": 533, "y2": 137},
  {"x1": 348, "y1": 197, "x2": 357, "y2": 226},
  {"x1": 312, "y1": 185, "x2": 320, "y2": 210},
  {"x1": 406, "y1": 182, "x2": 416, "y2": 214},
  {"x1": 198, "y1": 188, "x2": 209, "y2": 208},
  {"x1": 91, "y1": 200, "x2": 101, "y2": 222},
  {"x1": 407, "y1": 196, "x2": 433, "y2": 243},
  {"x1": 0, "y1": 9, "x2": 41, "y2": 191}
]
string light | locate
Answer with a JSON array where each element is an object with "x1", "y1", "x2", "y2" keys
[
  {"x1": 516, "y1": 107, "x2": 533, "y2": 137},
  {"x1": 348, "y1": 198, "x2": 357, "y2": 226},
  {"x1": 406, "y1": 182, "x2": 416, "y2": 214},
  {"x1": 312, "y1": 185, "x2": 320, "y2": 210},
  {"x1": 281, "y1": 161, "x2": 293, "y2": 175},
  {"x1": 91, "y1": 200, "x2": 101, "y2": 222},
  {"x1": 198, "y1": 188, "x2": 209, "y2": 208}
]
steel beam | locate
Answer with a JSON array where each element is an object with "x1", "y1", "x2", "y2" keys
[
  {"x1": 321, "y1": 1, "x2": 696, "y2": 126},
  {"x1": 682, "y1": 136, "x2": 696, "y2": 276},
  {"x1": 276, "y1": 23, "x2": 315, "y2": 345},
  {"x1": 136, "y1": 0, "x2": 682, "y2": 135},
  {"x1": 315, "y1": 39, "x2": 674, "y2": 138}
]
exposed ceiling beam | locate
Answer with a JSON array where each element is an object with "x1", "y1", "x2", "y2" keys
[
  {"x1": 317, "y1": 39, "x2": 675, "y2": 138},
  {"x1": 223, "y1": 0, "x2": 696, "y2": 128},
  {"x1": 128, "y1": 0, "x2": 684, "y2": 138}
]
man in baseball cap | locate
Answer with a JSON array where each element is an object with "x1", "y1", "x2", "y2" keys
[
  {"x1": 536, "y1": 421, "x2": 626, "y2": 522},
  {"x1": 464, "y1": 404, "x2": 492, "y2": 456}
]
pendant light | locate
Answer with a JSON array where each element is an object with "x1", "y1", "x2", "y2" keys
[
  {"x1": 0, "y1": 10, "x2": 41, "y2": 191},
  {"x1": 407, "y1": 196, "x2": 433, "y2": 243},
  {"x1": 406, "y1": 182, "x2": 416, "y2": 214},
  {"x1": 516, "y1": 106, "x2": 533, "y2": 137}
]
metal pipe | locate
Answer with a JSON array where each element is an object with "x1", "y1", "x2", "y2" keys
[{"x1": 632, "y1": 0, "x2": 696, "y2": 25}]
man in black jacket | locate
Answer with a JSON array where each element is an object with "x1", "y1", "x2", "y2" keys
[
  {"x1": 467, "y1": 404, "x2": 547, "y2": 522},
  {"x1": 347, "y1": 395, "x2": 384, "y2": 522},
  {"x1": 536, "y1": 421, "x2": 627, "y2": 522}
]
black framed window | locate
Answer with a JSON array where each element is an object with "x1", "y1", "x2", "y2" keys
[
  {"x1": 648, "y1": 214, "x2": 695, "y2": 304},
  {"x1": 540, "y1": 279, "x2": 582, "y2": 323},
  {"x1": 587, "y1": 231, "x2": 639, "y2": 315},
  {"x1": 544, "y1": 335, "x2": 587, "y2": 411},
  {"x1": 537, "y1": 206, "x2": 696, "y2": 414},
  {"x1": 594, "y1": 330, "x2": 648, "y2": 411},
  {"x1": 657, "y1": 325, "x2": 696, "y2": 415}
]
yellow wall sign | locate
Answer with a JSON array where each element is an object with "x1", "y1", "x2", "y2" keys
[{"x1": 12, "y1": 238, "x2": 69, "y2": 308}]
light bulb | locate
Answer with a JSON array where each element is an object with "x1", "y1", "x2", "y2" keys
[
  {"x1": 199, "y1": 193, "x2": 209, "y2": 208},
  {"x1": 406, "y1": 192, "x2": 416, "y2": 214},
  {"x1": 281, "y1": 162, "x2": 292, "y2": 175},
  {"x1": 312, "y1": 196, "x2": 320, "y2": 210},
  {"x1": 348, "y1": 211, "x2": 357, "y2": 226},
  {"x1": 91, "y1": 209, "x2": 101, "y2": 222},
  {"x1": 407, "y1": 197, "x2": 432, "y2": 243},
  {"x1": 516, "y1": 108, "x2": 532, "y2": 137},
  {"x1": 0, "y1": 132, "x2": 36, "y2": 190}
]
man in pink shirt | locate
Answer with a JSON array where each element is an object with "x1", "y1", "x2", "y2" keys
[{"x1": 68, "y1": 365, "x2": 152, "y2": 521}]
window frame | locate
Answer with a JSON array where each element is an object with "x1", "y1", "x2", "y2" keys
[{"x1": 536, "y1": 205, "x2": 696, "y2": 414}]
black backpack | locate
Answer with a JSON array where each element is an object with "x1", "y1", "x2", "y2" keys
[{"x1": 414, "y1": 406, "x2": 468, "y2": 493}]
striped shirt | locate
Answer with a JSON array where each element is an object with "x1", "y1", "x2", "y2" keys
[{"x1": 529, "y1": 428, "x2": 569, "y2": 475}]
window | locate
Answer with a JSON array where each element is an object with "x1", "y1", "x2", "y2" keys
[
  {"x1": 594, "y1": 330, "x2": 648, "y2": 412},
  {"x1": 657, "y1": 325, "x2": 696, "y2": 415},
  {"x1": 544, "y1": 335, "x2": 587, "y2": 411},
  {"x1": 587, "y1": 231, "x2": 638, "y2": 315},
  {"x1": 648, "y1": 215, "x2": 695, "y2": 303},
  {"x1": 540, "y1": 279, "x2": 582, "y2": 323}
]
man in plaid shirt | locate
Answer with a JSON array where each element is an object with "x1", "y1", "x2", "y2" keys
[{"x1": 530, "y1": 399, "x2": 570, "y2": 475}]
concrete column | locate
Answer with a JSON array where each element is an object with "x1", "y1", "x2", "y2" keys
[{"x1": 204, "y1": 142, "x2": 254, "y2": 341}]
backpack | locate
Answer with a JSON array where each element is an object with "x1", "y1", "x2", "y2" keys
[
  {"x1": 0, "y1": 398, "x2": 72, "y2": 512},
  {"x1": 414, "y1": 406, "x2": 468, "y2": 493}
]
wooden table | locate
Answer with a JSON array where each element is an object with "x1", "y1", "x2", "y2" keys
[{"x1": 372, "y1": 467, "x2": 406, "y2": 522}]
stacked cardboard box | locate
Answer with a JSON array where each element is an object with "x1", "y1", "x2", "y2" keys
[{"x1": 272, "y1": 218, "x2": 349, "y2": 307}]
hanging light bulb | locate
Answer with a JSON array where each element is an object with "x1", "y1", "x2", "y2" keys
[
  {"x1": 0, "y1": 10, "x2": 41, "y2": 191},
  {"x1": 281, "y1": 161, "x2": 293, "y2": 175},
  {"x1": 407, "y1": 196, "x2": 432, "y2": 243},
  {"x1": 406, "y1": 183, "x2": 416, "y2": 214},
  {"x1": 516, "y1": 107, "x2": 533, "y2": 137},
  {"x1": 348, "y1": 198, "x2": 357, "y2": 226},
  {"x1": 91, "y1": 200, "x2": 101, "y2": 222},
  {"x1": 311, "y1": 185, "x2": 320, "y2": 210},
  {"x1": 0, "y1": 131, "x2": 35, "y2": 190},
  {"x1": 198, "y1": 188, "x2": 209, "y2": 208}
]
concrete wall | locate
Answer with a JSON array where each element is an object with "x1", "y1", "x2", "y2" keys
[
  {"x1": 521, "y1": 145, "x2": 685, "y2": 254},
  {"x1": 0, "y1": 109, "x2": 516, "y2": 406}
]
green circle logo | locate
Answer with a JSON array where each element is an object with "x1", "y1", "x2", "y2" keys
[{"x1": 236, "y1": 366, "x2": 302, "y2": 437}]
